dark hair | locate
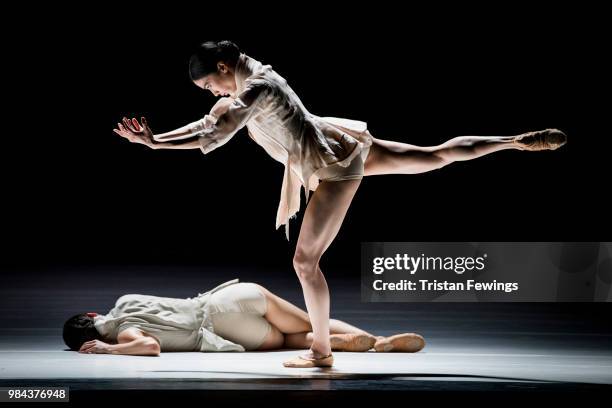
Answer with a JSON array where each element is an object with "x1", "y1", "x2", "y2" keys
[
  {"x1": 189, "y1": 40, "x2": 241, "y2": 81},
  {"x1": 62, "y1": 313, "x2": 102, "y2": 350}
]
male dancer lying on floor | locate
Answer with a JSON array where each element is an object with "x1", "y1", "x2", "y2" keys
[{"x1": 63, "y1": 279, "x2": 425, "y2": 365}]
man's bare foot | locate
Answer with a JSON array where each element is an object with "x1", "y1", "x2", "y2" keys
[
  {"x1": 330, "y1": 333, "x2": 377, "y2": 352},
  {"x1": 374, "y1": 333, "x2": 426, "y2": 352}
]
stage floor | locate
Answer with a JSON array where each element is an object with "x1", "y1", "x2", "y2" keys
[
  {"x1": 1, "y1": 333, "x2": 612, "y2": 389},
  {"x1": 1, "y1": 265, "x2": 611, "y2": 394}
]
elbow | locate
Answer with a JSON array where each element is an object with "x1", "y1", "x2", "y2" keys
[{"x1": 144, "y1": 339, "x2": 161, "y2": 356}]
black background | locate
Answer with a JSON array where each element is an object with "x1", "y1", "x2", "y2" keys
[
  {"x1": 3, "y1": 3, "x2": 610, "y2": 274},
  {"x1": 1, "y1": 6, "x2": 611, "y2": 402}
]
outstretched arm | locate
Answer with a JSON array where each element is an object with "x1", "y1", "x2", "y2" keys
[
  {"x1": 114, "y1": 81, "x2": 268, "y2": 154},
  {"x1": 113, "y1": 116, "x2": 201, "y2": 150},
  {"x1": 113, "y1": 96, "x2": 235, "y2": 150},
  {"x1": 151, "y1": 97, "x2": 235, "y2": 143}
]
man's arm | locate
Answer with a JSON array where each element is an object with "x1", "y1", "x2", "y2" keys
[
  {"x1": 79, "y1": 327, "x2": 161, "y2": 356},
  {"x1": 111, "y1": 328, "x2": 161, "y2": 355}
]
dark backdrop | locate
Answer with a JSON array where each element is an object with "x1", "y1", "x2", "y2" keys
[{"x1": 3, "y1": 4, "x2": 610, "y2": 275}]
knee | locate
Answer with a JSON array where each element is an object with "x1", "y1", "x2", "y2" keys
[
  {"x1": 431, "y1": 150, "x2": 453, "y2": 169},
  {"x1": 292, "y1": 249, "x2": 320, "y2": 282}
]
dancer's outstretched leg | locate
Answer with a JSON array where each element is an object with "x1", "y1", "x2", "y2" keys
[{"x1": 364, "y1": 129, "x2": 567, "y2": 176}]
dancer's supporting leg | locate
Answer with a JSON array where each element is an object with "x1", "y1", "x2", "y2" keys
[
  {"x1": 364, "y1": 129, "x2": 566, "y2": 176},
  {"x1": 280, "y1": 179, "x2": 362, "y2": 366}
]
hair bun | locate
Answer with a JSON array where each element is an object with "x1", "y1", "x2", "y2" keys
[{"x1": 216, "y1": 40, "x2": 239, "y2": 54}]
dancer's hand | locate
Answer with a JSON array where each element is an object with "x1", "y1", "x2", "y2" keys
[
  {"x1": 78, "y1": 339, "x2": 112, "y2": 354},
  {"x1": 113, "y1": 116, "x2": 156, "y2": 149}
]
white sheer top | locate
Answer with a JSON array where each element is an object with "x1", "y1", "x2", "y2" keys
[{"x1": 154, "y1": 53, "x2": 373, "y2": 240}]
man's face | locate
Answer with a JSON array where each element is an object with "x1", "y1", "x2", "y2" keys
[{"x1": 193, "y1": 62, "x2": 237, "y2": 97}]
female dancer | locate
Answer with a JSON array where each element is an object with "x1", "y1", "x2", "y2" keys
[{"x1": 113, "y1": 40, "x2": 566, "y2": 368}]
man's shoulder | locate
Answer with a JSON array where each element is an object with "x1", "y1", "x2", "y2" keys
[{"x1": 114, "y1": 293, "x2": 153, "y2": 306}]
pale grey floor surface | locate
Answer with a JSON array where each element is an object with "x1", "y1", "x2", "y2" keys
[{"x1": 2, "y1": 265, "x2": 611, "y2": 390}]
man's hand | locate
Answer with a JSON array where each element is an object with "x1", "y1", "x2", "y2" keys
[
  {"x1": 113, "y1": 116, "x2": 156, "y2": 149},
  {"x1": 79, "y1": 339, "x2": 113, "y2": 354}
]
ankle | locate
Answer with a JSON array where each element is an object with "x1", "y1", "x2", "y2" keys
[
  {"x1": 309, "y1": 345, "x2": 332, "y2": 357},
  {"x1": 510, "y1": 135, "x2": 524, "y2": 150}
]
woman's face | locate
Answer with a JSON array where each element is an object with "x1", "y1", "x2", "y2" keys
[{"x1": 193, "y1": 61, "x2": 237, "y2": 97}]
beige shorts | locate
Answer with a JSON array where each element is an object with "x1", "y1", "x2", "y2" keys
[
  {"x1": 208, "y1": 282, "x2": 271, "y2": 350},
  {"x1": 317, "y1": 145, "x2": 370, "y2": 182}
]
